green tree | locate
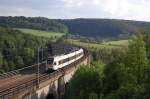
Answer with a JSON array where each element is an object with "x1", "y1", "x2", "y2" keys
[
  {"x1": 103, "y1": 61, "x2": 124, "y2": 95},
  {"x1": 0, "y1": 52, "x2": 3, "y2": 66},
  {"x1": 67, "y1": 63, "x2": 103, "y2": 99},
  {"x1": 23, "y1": 48, "x2": 35, "y2": 64},
  {"x1": 143, "y1": 32, "x2": 150, "y2": 63},
  {"x1": 0, "y1": 27, "x2": 50, "y2": 72},
  {"x1": 115, "y1": 34, "x2": 149, "y2": 99},
  {"x1": 3, "y1": 59, "x2": 9, "y2": 72},
  {"x1": 125, "y1": 34, "x2": 148, "y2": 84},
  {"x1": 89, "y1": 93, "x2": 98, "y2": 99},
  {"x1": 15, "y1": 56, "x2": 24, "y2": 68},
  {"x1": 8, "y1": 61, "x2": 15, "y2": 70}
]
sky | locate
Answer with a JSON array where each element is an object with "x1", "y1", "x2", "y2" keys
[{"x1": 0, "y1": 0, "x2": 150, "y2": 21}]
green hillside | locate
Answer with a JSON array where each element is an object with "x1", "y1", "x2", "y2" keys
[
  {"x1": 1, "y1": 17, "x2": 150, "y2": 39},
  {"x1": 0, "y1": 16, "x2": 68, "y2": 33},
  {"x1": 60, "y1": 19, "x2": 150, "y2": 38},
  {"x1": 17, "y1": 28, "x2": 65, "y2": 39}
]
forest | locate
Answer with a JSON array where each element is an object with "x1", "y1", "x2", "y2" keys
[
  {"x1": 0, "y1": 16, "x2": 68, "y2": 33},
  {"x1": 65, "y1": 33, "x2": 150, "y2": 99},
  {"x1": 1, "y1": 16, "x2": 150, "y2": 39},
  {"x1": 0, "y1": 27, "x2": 51, "y2": 73},
  {"x1": 59, "y1": 19, "x2": 150, "y2": 38}
]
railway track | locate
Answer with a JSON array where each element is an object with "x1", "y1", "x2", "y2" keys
[{"x1": 0, "y1": 48, "x2": 89, "y2": 99}]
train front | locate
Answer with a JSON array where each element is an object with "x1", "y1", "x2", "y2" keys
[{"x1": 47, "y1": 57, "x2": 54, "y2": 70}]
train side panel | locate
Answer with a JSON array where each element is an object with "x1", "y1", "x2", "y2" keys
[{"x1": 52, "y1": 49, "x2": 84, "y2": 70}]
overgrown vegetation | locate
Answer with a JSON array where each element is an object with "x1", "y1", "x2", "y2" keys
[
  {"x1": 0, "y1": 27, "x2": 50, "y2": 73},
  {"x1": 66, "y1": 33, "x2": 150, "y2": 99}
]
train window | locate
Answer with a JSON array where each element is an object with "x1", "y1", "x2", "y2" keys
[
  {"x1": 59, "y1": 60, "x2": 63, "y2": 65},
  {"x1": 47, "y1": 58, "x2": 53, "y2": 64},
  {"x1": 54, "y1": 62, "x2": 56, "y2": 65}
]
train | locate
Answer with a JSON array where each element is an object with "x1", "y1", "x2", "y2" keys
[{"x1": 47, "y1": 48, "x2": 84, "y2": 70}]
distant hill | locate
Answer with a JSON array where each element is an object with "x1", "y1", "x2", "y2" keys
[
  {"x1": 0, "y1": 16, "x2": 68, "y2": 33},
  {"x1": 59, "y1": 19, "x2": 150, "y2": 38},
  {"x1": 0, "y1": 17, "x2": 150, "y2": 39}
]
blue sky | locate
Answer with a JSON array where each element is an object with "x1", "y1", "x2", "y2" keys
[{"x1": 0, "y1": 0, "x2": 150, "y2": 21}]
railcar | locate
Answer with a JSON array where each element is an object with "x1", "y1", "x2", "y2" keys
[{"x1": 47, "y1": 48, "x2": 84, "y2": 70}]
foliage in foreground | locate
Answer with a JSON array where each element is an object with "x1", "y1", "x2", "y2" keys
[
  {"x1": 66, "y1": 61, "x2": 104, "y2": 99},
  {"x1": 66, "y1": 33, "x2": 150, "y2": 99}
]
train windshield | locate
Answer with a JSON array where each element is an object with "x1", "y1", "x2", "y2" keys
[{"x1": 47, "y1": 58, "x2": 54, "y2": 64}]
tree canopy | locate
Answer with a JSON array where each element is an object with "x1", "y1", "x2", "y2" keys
[
  {"x1": 0, "y1": 16, "x2": 68, "y2": 33},
  {"x1": 0, "y1": 27, "x2": 50, "y2": 73},
  {"x1": 66, "y1": 33, "x2": 150, "y2": 99}
]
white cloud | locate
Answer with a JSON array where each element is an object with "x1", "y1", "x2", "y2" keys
[
  {"x1": 94, "y1": 0, "x2": 150, "y2": 21},
  {"x1": 61, "y1": 0, "x2": 85, "y2": 7},
  {"x1": 0, "y1": 0, "x2": 150, "y2": 21},
  {"x1": 60, "y1": 0, "x2": 150, "y2": 21}
]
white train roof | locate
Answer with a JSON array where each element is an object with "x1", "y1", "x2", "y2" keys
[{"x1": 53, "y1": 48, "x2": 83, "y2": 61}]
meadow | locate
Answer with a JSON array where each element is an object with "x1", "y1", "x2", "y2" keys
[
  {"x1": 65, "y1": 39, "x2": 129, "y2": 49},
  {"x1": 102, "y1": 40, "x2": 129, "y2": 46},
  {"x1": 17, "y1": 28, "x2": 65, "y2": 39},
  {"x1": 17, "y1": 28, "x2": 129, "y2": 49}
]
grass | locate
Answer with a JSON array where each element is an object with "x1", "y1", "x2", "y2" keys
[
  {"x1": 16, "y1": 28, "x2": 65, "y2": 39},
  {"x1": 102, "y1": 40, "x2": 129, "y2": 46},
  {"x1": 17, "y1": 28, "x2": 128, "y2": 49},
  {"x1": 65, "y1": 39, "x2": 129, "y2": 50}
]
